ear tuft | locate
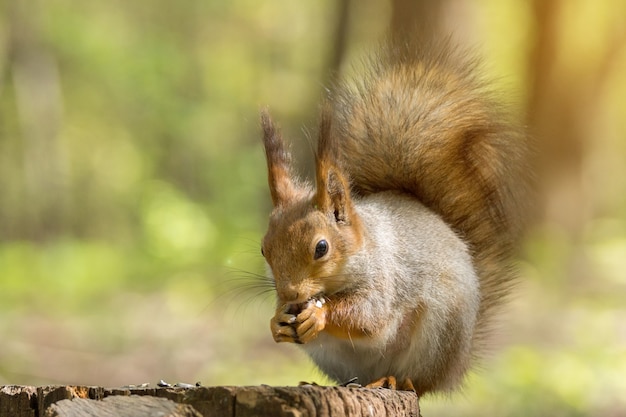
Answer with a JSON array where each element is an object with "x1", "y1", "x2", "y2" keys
[
  {"x1": 314, "y1": 106, "x2": 353, "y2": 224},
  {"x1": 261, "y1": 109, "x2": 298, "y2": 207},
  {"x1": 316, "y1": 103, "x2": 336, "y2": 163}
]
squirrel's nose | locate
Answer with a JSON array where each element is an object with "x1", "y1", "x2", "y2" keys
[{"x1": 276, "y1": 281, "x2": 303, "y2": 303}]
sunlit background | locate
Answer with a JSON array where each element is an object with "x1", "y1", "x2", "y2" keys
[{"x1": 1, "y1": 1, "x2": 625, "y2": 416}]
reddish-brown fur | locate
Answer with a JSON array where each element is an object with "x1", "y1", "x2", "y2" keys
[{"x1": 260, "y1": 39, "x2": 529, "y2": 394}]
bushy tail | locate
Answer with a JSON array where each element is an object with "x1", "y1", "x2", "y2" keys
[{"x1": 326, "y1": 39, "x2": 529, "y2": 352}]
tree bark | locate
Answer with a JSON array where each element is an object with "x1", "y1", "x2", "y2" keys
[{"x1": 0, "y1": 385, "x2": 420, "y2": 417}]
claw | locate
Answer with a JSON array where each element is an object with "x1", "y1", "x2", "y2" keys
[
  {"x1": 271, "y1": 304, "x2": 299, "y2": 343},
  {"x1": 270, "y1": 298, "x2": 327, "y2": 344}
]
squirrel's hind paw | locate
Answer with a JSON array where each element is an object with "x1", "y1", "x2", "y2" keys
[{"x1": 366, "y1": 376, "x2": 416, "y2": 393}]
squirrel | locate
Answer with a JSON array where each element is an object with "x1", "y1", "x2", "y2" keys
[{"x1": 258, "y1": 39, "x2": 528, "y2": 395}]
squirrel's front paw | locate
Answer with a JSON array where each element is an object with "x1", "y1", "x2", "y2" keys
[{"x1": 271, "y1": 299, "x2": 327, "y2": 344}]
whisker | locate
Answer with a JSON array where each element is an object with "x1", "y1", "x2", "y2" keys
[{"x1": 203, "y1": 266, "x2": 277, "y2": 320}]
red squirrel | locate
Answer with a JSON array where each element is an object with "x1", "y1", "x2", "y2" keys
[{"x1": 259, "y1": 39, "x2": 528, "y2": 395}]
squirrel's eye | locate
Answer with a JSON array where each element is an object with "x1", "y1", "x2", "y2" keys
[
  {"x1": 261, "y1": 247, "x2": 265, "y2": 257},
  {"x1": 314, "y1": 239, "x2": 328, "y2": 260}
]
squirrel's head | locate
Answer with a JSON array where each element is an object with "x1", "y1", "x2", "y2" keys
[{"x1": 259, "y1": 108, "x2": 363, "y2": 305}]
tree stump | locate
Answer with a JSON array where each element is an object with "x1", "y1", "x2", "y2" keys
[{"x1": 0, "y1": 385, "x2": 420, "y2": 417}]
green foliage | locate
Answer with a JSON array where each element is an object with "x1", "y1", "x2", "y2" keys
[{"x1": 0, "y1": 240, "x2": 129, "y2": 312}]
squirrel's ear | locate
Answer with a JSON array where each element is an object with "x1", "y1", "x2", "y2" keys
[
  {"x1": 314, "y1": 106, "x2": 353, "y2": 224},
  {"x1": 316, "y1": 167, "x2": 352, "y2": 224},
  {"x1": 261, "y1": 109, "x2": 298, "y2": 207}
]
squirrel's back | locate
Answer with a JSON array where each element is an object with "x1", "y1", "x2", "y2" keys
[{"x1": 327, "y1": 40, "x2": 529, "y2": 350}]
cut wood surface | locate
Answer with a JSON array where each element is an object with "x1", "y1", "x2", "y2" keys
[
  {"x1": 45, "y1": 396, "x2": 202, "y2": 417},
  {"x1": 0, "y1": 384, "x2": 420, "y2": 417}
]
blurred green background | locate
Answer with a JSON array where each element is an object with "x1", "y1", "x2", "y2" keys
[{"x1": 1, "y1": 0, "x2": 625, "y2": 416}]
